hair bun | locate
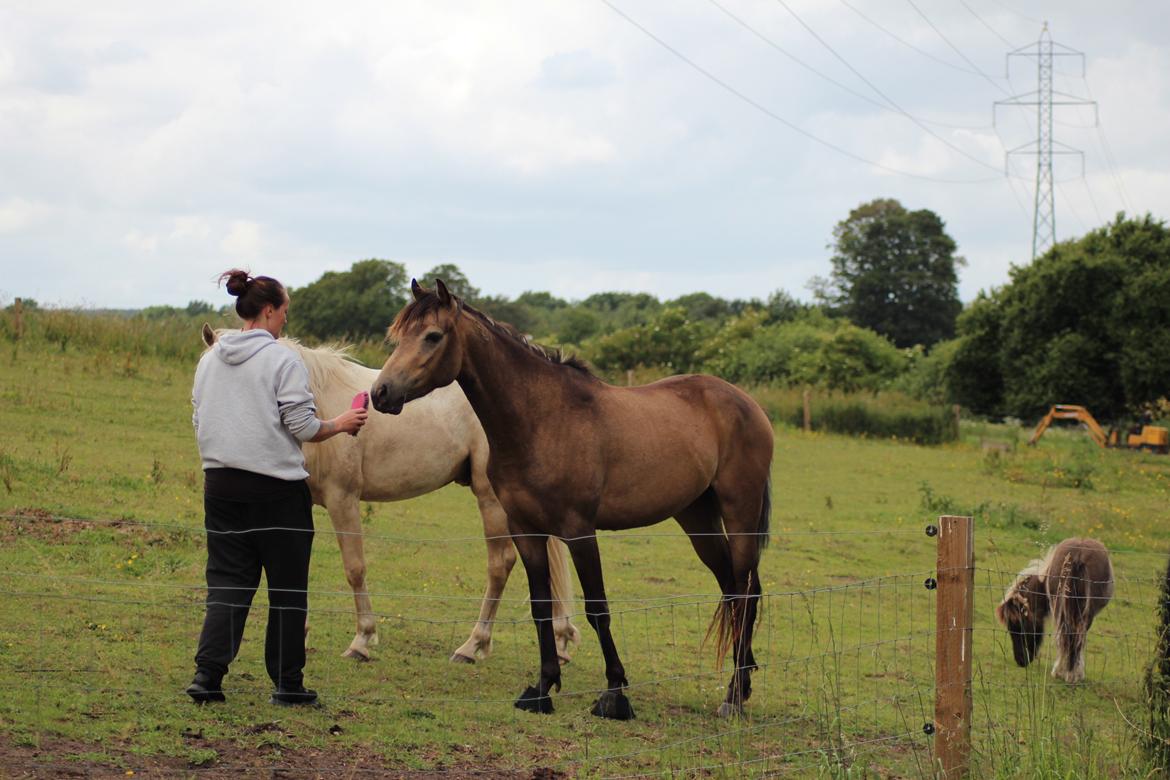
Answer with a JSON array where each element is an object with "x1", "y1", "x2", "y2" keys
[{"x1": 221, "y1": 269, "x2": 252, "y2": 297}]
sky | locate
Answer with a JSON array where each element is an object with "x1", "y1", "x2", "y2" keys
[{"x1": 1, "y1": 0, "x2": 1166, "y2": 310}]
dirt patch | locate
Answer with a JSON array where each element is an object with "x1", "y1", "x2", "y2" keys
[
  {"x1": 0, "y1": 508, "x2": 93, "y2": 543},
  {"x1": 0, "y1": 508, "x2": 186, "y2": 547},
  {"x1": 0, "y1": 735, "x2": 567, "y2": 779}
]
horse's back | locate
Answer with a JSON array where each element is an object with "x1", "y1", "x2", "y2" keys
[
  {"x1": 583, "y1": 375, "x2": 772, "y2": 527},
  {"x1": 1048, "y1": 537, "x2": 1114, "y2": 606},
  {"x1": 603, "y1": 374, "x2": 772, "y2": 454},
  {"x1": 309, "y1": 375, "x2": 483, "y2": 504}
]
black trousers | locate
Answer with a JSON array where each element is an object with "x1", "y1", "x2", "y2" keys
[{"x1": 194, "y1": 477, "x2": 314, "y2": 688}]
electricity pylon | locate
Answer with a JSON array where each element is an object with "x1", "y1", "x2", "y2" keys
[{"x1": 994, "y1": 23, "x2": 1096, "y2": 260}]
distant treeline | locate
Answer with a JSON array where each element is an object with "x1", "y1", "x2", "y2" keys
[{"x1": 5, "y1": 212, "x2": 1167, "y2": 436}]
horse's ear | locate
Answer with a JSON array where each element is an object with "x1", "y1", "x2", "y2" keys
[
  {"x1": 994, "y1": 602, "x2": 1007, "y2": 626},
  {"x1": 435, "y1": 278, "x2": 453, "y2": 306},
  {"x1": 411, "y1": 278, "x2": 426, "y2": 301},
  {"x1": 201, "y1": 323, "x2": 216, "y2": 347}
]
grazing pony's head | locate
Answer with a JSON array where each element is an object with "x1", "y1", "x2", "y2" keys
[{"x1": 996, "y1": 563, "x2": 1050, "y2": 667}]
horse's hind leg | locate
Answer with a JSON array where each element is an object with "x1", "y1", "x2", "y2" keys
[
  {"x1": 451, "y1": 516, "x2": 515, "y2": 663},
  {"x1": 457, "y1": 469, "x2": 580, "y2": 664},
  {"x1": 712, "y1": 477, "x2": 768, "y2": 717},
  {"x1": 325, "y1": 496, "x2": 378, "y2": 661},
  {"x1": 677, "y1": 494, "x2": 752, "y2": 716}
]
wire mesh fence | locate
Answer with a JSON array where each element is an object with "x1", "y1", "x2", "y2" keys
[{"x1": 0, "y1": 511, "x2": 1165, "y2": 777}]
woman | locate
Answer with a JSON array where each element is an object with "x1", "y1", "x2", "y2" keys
[{"x1": 187, "y1": 269, "x2": 367, "y2": 705}]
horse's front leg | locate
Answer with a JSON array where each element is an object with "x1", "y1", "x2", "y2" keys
[
  {"x1": 325, "y1": 497, "x2": 378, "y2": 661},
  {"x1": 566, "y1": 533, "x2": 634, "y2": 720},
  {"x1": 512, "y1": 530, "x2": 560, "y2": 714}
]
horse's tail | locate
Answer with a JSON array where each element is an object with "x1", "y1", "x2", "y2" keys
[
  {"x1": 1053, "y1": 553, "x2": 1090, "y2": 678},
  {"x1": 546, "y1": 537, "x2": 580, "y2": 649},
  {"x1": 705, "y1": 477, "x2": 771, "y2": 669}
]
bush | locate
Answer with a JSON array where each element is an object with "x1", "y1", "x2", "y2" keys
[
  {"x1": 748, "y1": 387, "x2": 959, "y2": 445},
  {"x1": 696, "y1": 311, "x2": 906, "y2": 392},
  {"x1": 8, "y1": 308, "x2": 237, "y2": 363}
]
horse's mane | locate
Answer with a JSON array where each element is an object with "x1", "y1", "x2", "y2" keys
[
  {"x1": 279, "y1": 337, "x2": 370, "y2": 392},
  {"x1": 392, "y1": 292, "x2": 595, "y2": 377},
  {"x1": 206, "y1": 328, "x2": 370, "y2": 390},
  {"x1": 1003, "y1": 544, "x2": 1059, "y2": 601}
]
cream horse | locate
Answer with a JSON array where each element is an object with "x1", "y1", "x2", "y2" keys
[{"x1": 202, "y1": 325, "x2": 580, "y2": 663}]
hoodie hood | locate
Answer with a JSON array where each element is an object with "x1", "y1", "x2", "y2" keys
[{"x1": 214, "y1": 329, "x2": 277, "y2": 366}]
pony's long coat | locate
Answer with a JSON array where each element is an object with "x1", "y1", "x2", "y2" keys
[{"x1": 997, "y1": 537, "x2": 1113, "y2": 683}]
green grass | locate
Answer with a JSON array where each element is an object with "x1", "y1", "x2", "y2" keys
[{"x1": 2, "y1": 336, "x2": 1170, "y2": 776}]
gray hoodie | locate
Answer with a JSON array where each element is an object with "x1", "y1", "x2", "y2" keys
[{"x1": 192, "y1": 329, "x2": 322, "y2": 481}]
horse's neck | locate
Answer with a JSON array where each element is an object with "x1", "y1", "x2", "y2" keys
[{"x1": 456, "y1": 324, "x2": 574, "y2": 454}]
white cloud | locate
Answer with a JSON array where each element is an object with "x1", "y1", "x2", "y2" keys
[
  {"x1": 0, "y1": 198, "x2": 53, "y2": 233},
  {"x1": 0, "y1": 0, "x2": 1167, "y2": 308},
  {"x1": 220, "y1": 220, "x2": 263, "y2": 260},
  {"x1": 122, "y1": 229, "x2": 157, "y2": 253}
]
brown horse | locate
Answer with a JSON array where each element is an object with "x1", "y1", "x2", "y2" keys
[
  {"x1": 371, "y1": 280, "x2": 774, "y2": 719},
  {"x1": 995, "y1": 537, "x2": 1114, "y2": 683}
]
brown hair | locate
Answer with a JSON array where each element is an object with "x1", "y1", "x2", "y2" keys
[{"x1": 218, "y1": 269, "x2": 286, "y2": 320}]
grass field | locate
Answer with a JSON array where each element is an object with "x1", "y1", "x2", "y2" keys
[{"x1": 2, "y1": 336, "x2": 1169, "y2": 777}]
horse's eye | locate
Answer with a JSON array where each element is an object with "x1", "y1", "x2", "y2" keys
[{"x1": 425, "y1": 332, "x2": 443, "y2": 344}]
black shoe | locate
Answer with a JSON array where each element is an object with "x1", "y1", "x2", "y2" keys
[
  {"x1": 186, "y1": 672, "x2": 225, "y2": 703},
  {"x1": 270, "y1": 685, "x2": 318, "y2": 706}
]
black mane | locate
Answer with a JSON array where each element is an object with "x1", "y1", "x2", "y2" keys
[{"x1": 392, "y1": 291, "x2": 595, "y2": 377}]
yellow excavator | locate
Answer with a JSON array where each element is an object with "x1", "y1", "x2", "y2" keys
[{"x1": 1028, "y1": 404, "x2": 1170, "y2": 453}]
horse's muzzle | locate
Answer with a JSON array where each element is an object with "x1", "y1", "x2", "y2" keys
[{"x1": 371, "y1": 384, "x2": 406, "y2": 415}]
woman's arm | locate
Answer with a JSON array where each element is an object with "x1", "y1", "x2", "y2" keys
[{"x1": 307, "y1": 407, "x2": 368, "y2": 443}]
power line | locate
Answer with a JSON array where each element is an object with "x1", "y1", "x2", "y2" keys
[
  {"x1": 768, "y1": 0, "x2": 1006, "y2": 174},
  {"x1": 956, "y1": 0, "x2": 1018, "y2": 49},
  {"x1": 905, "y1": 0, "x2": 1008, "y2": 95},
  {"x1": 836, "y1": 0, "x2": 984, "y2": 77},
  {"x1": 596, "y1": 0, "x2": 1003, "y2": 183},
  {"x1": 1077, "y1": 74, "x2": 1133, "y2": 212},
  {"x1": 704, "y1": 0, "x2": 990, "y2": 131}
]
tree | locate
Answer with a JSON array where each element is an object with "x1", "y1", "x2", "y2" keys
[
  {"x1": 419, "y1": 263, "x2": 480, "y2": 302},
  {"x1": 289, "y1": 259, "x2": 409, "y2": 342},
  {"x1": 816, "y1": 198, "x2": 964, "y2": 348},
  {"x1": 665, "y1": 292, "x2": 730, "y2": 322},
  {"x1": 476, "y1": 295, "x2": 537, "y2": 335},
  {"x1": 585, "y1": 307, "x2": 711, "y2": 373},
  {"x1": 553, "y1": 307, "x2": 602, "y2": 345},
  {"x1": 942, "y1": 213, "x2": 1170, "y2": 421},
  {"x1": 946, "y1": 293, "x2": 1006, "y2": 417},
  {"x1": 997, "y1": 213, "x2": 1170, "y2": 420}
]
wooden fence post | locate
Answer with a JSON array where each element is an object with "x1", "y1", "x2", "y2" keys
[
  {"x1": 934, "y1": 514, "x2": 974, "y2": 779},
  {"x1": 803, "y1": 388, "x2": 811, "y2": 432},
  {"x1": 13, "y1": 297, "x2": 22, "y2": 341}
]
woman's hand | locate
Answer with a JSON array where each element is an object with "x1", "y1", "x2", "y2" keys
[{"x1": 308, "y1": 407, "x2": 369, "y2": 442}]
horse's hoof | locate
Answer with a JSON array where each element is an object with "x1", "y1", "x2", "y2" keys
[
  {"x1": 450, "y1": 652, "x2": 476, "y2": 665},
  {"x1": 717, "y1": 701, "x2": 744, "y2": 718},
  {"x1": 591, "y1": 691, "x2": 635, "y2": 720},
  {"x1": 514, "y1": 686, "x2": 554, "y2": 714},
  {"x1": 341, "y1": 648, "x2": 370, "y2": 662},
  {"x1": 557, "y1": 653, "x2": 572, "y2": 666}
]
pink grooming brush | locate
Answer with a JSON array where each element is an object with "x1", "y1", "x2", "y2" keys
[{"x1": 349, "y1": 391, "x2": 369, "y2": 436}]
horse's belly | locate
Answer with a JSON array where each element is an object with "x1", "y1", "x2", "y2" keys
[{"x1": 593, "y1": 469, "x2": 710, "y2": 528}]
